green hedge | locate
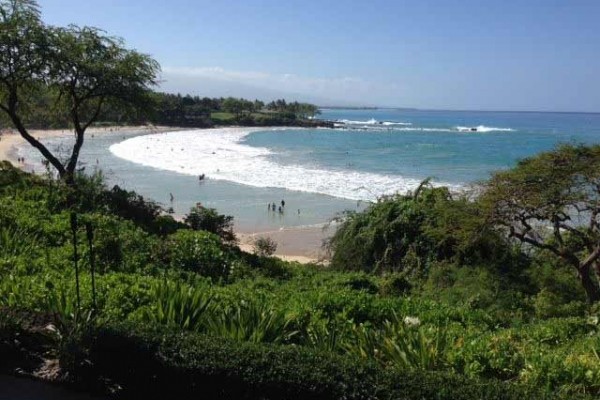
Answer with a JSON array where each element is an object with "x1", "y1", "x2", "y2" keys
[{"x1": 77, "y1": 323, "x2": 550, "y2": 400}]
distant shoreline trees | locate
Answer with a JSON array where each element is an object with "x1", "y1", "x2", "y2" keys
[
  {"x1": 149, "y1": 94, "x2": 323, "y2": 128},
  {"x1": 0, "y1": 1, "x2": 326, "y2": 183}
]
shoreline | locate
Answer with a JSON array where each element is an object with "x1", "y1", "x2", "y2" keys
[
  {"x1": 236, "y1": 224, "x2": 333, "y2": 264},
  {"x1": 0, "y1": 125, "x2": 331, "y2": 264},
  {"x1": 0, "y1": 125, "x2": 175, "y2": 166}
]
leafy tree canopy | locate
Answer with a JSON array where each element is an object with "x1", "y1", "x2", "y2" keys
[
  {"x1": 0, "y1": 0, "x2": 159, "y2": 183},
  {"x1": 328, "y1": 182, "x2": 511, "y2": 275},
  {"x1": 481, "y1": 144, "x2": 600, "y2": 303}
]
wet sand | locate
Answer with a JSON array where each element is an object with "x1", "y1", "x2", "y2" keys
[{"x1": 237, "y1": 224, "x2": 335, "y2": 264}]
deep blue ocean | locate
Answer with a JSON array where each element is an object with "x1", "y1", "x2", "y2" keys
[
  {"x1": 18, "y1": 109, "x2": 600, "y2": 232},
  {"x1": 274, "y1": 108, "x2": 600, "y2": 185}
]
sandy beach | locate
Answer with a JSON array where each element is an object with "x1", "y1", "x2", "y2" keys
[
  {"x1": 0, "y1": 126, "x2": 331, "y2": 264},
  {"x1": 237, "y1": 225, "x2": 333, "y2": 264},
  {"x1": 0, "y1": 126, "x2": 166, "y2": 166}
]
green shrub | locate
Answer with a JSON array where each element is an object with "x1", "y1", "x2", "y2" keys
[
  {"x1": 328, "y1": 184, "x2": 513, "y2": 275},
  {"x1": 239, "y1": 251, "x2": 292, "y2": 279},
  {"x1": 252, "y1": 236, "x2": 277, "y2": 256},
  {"x1": 0, "y1": 226, "x2": 40, "y2": 274},
  {"x1": 344, "y1": 275, "x2": 379, "y2": 294},
  {"x1": 141, "y1": 281, "x2": 212, "y2": 331},
  {"x1": 184, "y1": 205, "x2": 236, "y2": 243},
  {"x1": 0, "y1": 275, "x2": 46, "y2": 309},
  {"x1": 533, "y1": 290, "x2": 587, "y2": 319},
  {"x1": 379, "y1": 274, "x2": 412, "y2": 296},
  {"x1": 450, "y1": 330, "x2": 526, "y2": 380},
  {"x1": 342, "y1": 313, "x2": 449, "y2": 371},
  {"x1": 423, "y1": 263, "x2": 530, "y2": 322},
  {"x1": 78, "y1": 323, "x2": 544, "y2": 400},
  {"x1": 84, "y1": 214, "x2": 157, "y2": 273},
  {"x1": 168, "y1": 230, "x2": 232, "y2": 279},
  {"x1": 522, "y1": 343, "x2": 600, "y2": 396},
  {"x1": 529, "y1": 262, "x2": 587, "y2": 318},
  {"x1": 0, "y1": 225, "x2": 39, "y2": 259},
  {"x1": 205, "y1": 299, "x2": 299, "y2": 344}
]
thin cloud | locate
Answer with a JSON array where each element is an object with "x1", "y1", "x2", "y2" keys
[{"x1": 159, "y1": 66, "x2": 382, "y2": 105}]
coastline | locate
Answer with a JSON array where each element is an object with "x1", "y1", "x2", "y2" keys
[
  {"x1": 0, "y1": 125, "x2": 172, "y2": 166},
  {"x1": 0, "y1": 125, "x2": 330, "y2": 264}
]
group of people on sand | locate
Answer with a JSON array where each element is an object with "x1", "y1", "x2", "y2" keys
[
  {"x1": 268, "y1": 200, "x2": 286, "y2": 214},
  {"x1": 15, "y1": 156, "x2": 25, "y2": 164}
]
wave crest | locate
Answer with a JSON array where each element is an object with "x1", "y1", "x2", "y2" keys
[
  {"x1": 455, "y1": 125, "x2": 515, "y2": 133},
  {"x1": 337, "y1": 118, "x2": 412, "y2": 126},
  {"x1": 109, "y1": 128, "x2": 453, "y2": 201}
]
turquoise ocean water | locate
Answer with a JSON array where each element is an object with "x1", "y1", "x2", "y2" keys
[{"x1": 17, "y1": 109, "x2": 600, "y2": 232}]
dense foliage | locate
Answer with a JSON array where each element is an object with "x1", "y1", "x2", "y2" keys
[
  {"x1": 4, "y1": 2, "x2": 598, "y2": 396},
  {"x1": 327, "y1": 183, "x2": 519, "y2": 274},
  {"x1": 184, "y1": 205, "x2": 236, "y2": 243},
  {"x1": 1, "y1": 158, "x2": 600, "y2": 398},
  {"x1": 0, "y1": 0, "x2": 159, "y2": 182},
  {"x1": 73, "y1": 323, "x2": 543, "y2": 400},
  {"x1": 148, "y1": 93, "x2": 326, "y2": 128},
  {"x1": 481, "y1": 144, "x2": 600, "y2": 303}
]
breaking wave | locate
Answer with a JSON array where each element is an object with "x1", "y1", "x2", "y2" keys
[
  {"x1": 455, "y1": 125, "x2": 515, "y2": 133},
  {"x1": 109, "y1": 128, "x2": 456, "y2": 202}
]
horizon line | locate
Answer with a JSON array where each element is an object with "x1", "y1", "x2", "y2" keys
[{"x1": 318, "y1": 106, "x2": 600, "y2": 115}]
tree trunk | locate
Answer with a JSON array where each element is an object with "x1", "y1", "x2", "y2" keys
[
  {"x1": 8, "y1": 110, "x2": 66, "y2": 178},
  {"x1": 579, "y1": 264, "x2": 600, "y2": 304}
]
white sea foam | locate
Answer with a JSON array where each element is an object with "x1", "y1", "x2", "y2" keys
[
  {"x1": 455, "y1": 125, "x2": 515, "y2": 133},
  {"x1": 337, "y1": 118, "x2": 412, "y2": 126},
  {"x1": 109, "y1": 127, "x2": 455, "y2": 202},
  {"x1": 334, "y1": 122, "x2": 514, "y2": 133},
  {"x1": 334, "y1": 125, "x2": 454, "y2": 132},
  {"x1": 382, "y1": 121, "x2": 412, "y2": 126}
]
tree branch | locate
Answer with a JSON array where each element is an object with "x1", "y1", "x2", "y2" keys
[
  {"x1": 511, "y1": 228, "x2": 560, "y2": 256},
  {"x1": 8, "y1": 109, "x2": 66, "y2": 177},
  {"x1": 582, "y1": 245, "x2": 600, "y2": 270},
  {"x1": 82, "y1": 96, "x2": 105, "y2": 132}
]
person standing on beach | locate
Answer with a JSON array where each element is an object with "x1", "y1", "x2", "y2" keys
[
  {"x1": 272, "y1": 203, "x2": 276, "y2": 212},
  {"x1": 281, "y1": 199, "x2": 285, "y2": 208}
]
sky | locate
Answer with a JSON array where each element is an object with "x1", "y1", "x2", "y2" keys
[{"x1": 37, "y1": 0, "x2": 600, "y2": 112}]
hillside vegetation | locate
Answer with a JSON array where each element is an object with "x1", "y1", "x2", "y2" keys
[
  {"x1": 2, "y1": 145, "x2": 600, "y2": 398},
  {"x1": 2, "y1": 1, "x2": 600, "y2": 398}
]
